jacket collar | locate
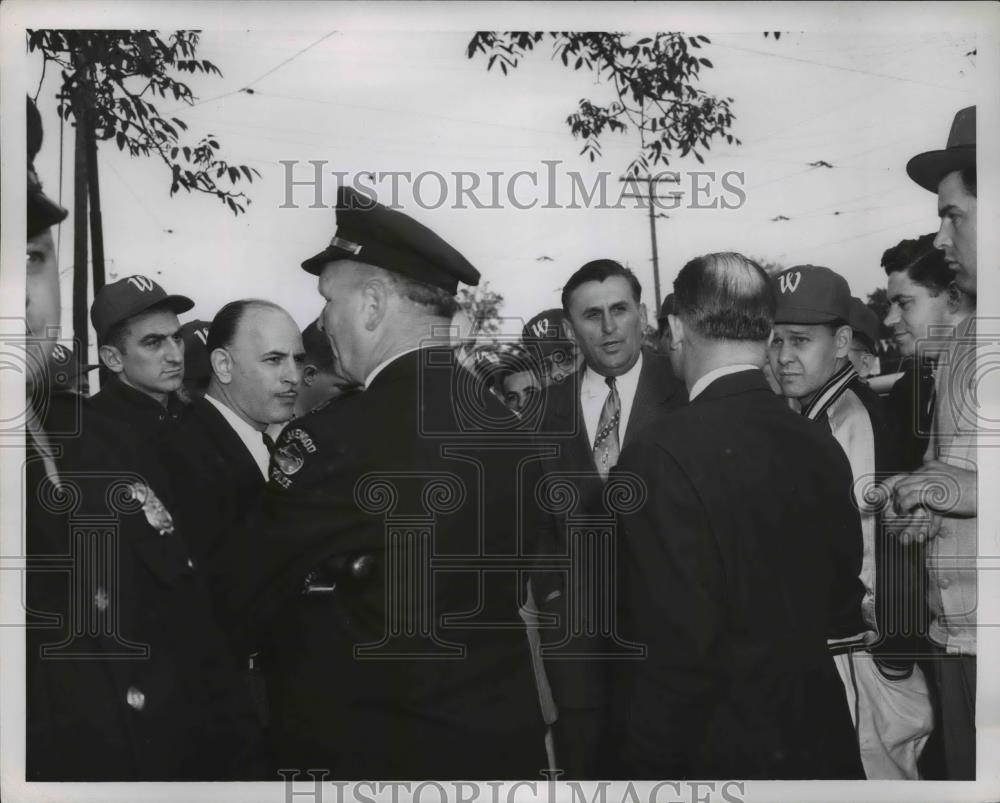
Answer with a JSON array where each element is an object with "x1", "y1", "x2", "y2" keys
[
  {"x1": 95, "y1": 376, "x2": 185, "y2": 425},
  {"x1": 692, "y1": 367, "x2": 773, "y2": 404},
  {"x1": 801, "y1": 363, "x2": 857, "y2": 421}
]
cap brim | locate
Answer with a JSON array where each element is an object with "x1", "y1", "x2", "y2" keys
[
  {"x1": 28, "y1": 189, "x2": 69, "y2": 238},
  {"x1": 906, "y1": 145, "x2": 975, "y2": 193},
  {"x1": 774, "y1": 307, "x2": 844, "y2": 325},
  {"x1": 301, "y1": 245, "x2": 356, "y2": 276}
]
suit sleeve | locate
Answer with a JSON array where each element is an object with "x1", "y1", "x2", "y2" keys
[
  {"x1": 609, "y1": 441, "x2": 724, "y2": 778},
  {"x1": 824, "y1": 448, "x2": 867, "y2": 642}
]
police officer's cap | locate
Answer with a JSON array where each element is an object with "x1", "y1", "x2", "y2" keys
[
  {"x1": 773, "y1": 265, "x2": 851, "y2": 325},
  {"x1": 27, "y1": 96, "x2": 68, "y2": 238},
  {"x1": 301, "y1": 186, "x2": 480, "y2": 294}
]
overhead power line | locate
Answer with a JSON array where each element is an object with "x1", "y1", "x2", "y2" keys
[{"x1": 168, "y1": 31, "x2": 338, "y2": 115}]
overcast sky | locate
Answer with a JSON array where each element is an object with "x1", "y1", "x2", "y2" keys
[{"x1": 22, "y1": 6, "x2": 986, "y2": 352}]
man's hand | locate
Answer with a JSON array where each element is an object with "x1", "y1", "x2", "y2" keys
[
  {"x1": 891, "y1": 460, "x2": 977, "y2": 519},
  {"x1": 882, "y1": 503, "x2": 940, "y2": 545}
]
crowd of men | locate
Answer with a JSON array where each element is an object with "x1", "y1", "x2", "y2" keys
[{"x1": 23, "y1": 95, "x2": 978, "y2": 782}]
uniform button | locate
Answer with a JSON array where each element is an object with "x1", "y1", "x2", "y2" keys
[
  {"x1": 186, "y1": 558, "x2": 195, "y2": 569},
  {"x1": 937, "y1": 526, "x2": 950, "y2": 538},
  {"x1": 93, "y1": 587, "x2": 109, "y2": 611},
  {"x1": 350, "y1": 554, "x2": 374, "y2": 579},
  {"x1": 126, "y1": 686, "x2": 146, "y2": 711},
  {"x1": 938, "y1": 577, "x2": 951, "y2": 589},
  {"x1": 157, "y1": 414, "x2": 165, "y2": 422}
]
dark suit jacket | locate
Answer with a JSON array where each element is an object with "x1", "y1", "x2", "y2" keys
[
  {"x1": 248, "y1": 347, "x2": 545, "y2": 779},
  {"x1": 608, "y1": 369, "x2": 865, "y2": 779},
  {"x1": 166, "y1": 397, "x2": 266, "y2": 562},
  {"x1": 163, "y1": 396, "x2": 270, "y2": 650},
  {"x1": 529, "y1": 348, "x2": 687, "y2": 714},
  {"x1": 26, "y1": 403, "x2": 266, "y2": 780}
]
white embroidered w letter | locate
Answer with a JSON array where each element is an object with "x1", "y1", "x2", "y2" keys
[
  {"x1": 127, "y1": 275, "x2": 155, "y2": 292},
  {"x1": 778, "y1": 271, "x2": 801, "y2": 294}
]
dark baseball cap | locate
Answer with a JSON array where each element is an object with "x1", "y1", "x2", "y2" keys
[
  {"x1": 521, "y1": 307, "x2": 575, "y2": 360},
  {"x1": 906, "y1": 106, "x2": 976, "y2": 193},
  {"x1": 301, "y1": 320, "x2": 335, "y2": 370},
  {"x1": 301, "y1": 186, "x2": 480, "y2": 294},
  {"x1": 848, "y1": 297, "x2": 880, "y2": 351},
  {"x1": 49, "y1": 342, "x2": 99, "y2": 388},
  {"x1": 773, "y1": 265, "x2": 851, "y2": 325},
  {"x1": 179, "y1": 319, "x2": 212, "y2": 382},
  {"x1": 91, "y1": 275, "x2": 194, "y2": 342}
]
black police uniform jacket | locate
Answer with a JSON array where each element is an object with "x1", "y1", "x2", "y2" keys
[
  {"x1": 607, "y1": 369, "x2": 866, "y2": 779},
  {"x1": 527, "y1": 351, "x2": 686, "y2": 718},
  {"x1": 252, "y1": 346, "x2": 546, "y2": 779},
  {"x1": 25, "y1": 399, "x2": 266, "y2": 780}
]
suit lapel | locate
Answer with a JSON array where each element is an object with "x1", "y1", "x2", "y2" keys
[{"x1": 195, "y1": 398, "x2": 265, "y2": 487}]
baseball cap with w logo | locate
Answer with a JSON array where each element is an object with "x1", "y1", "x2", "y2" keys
[
  {"x1": 772, "y1": 265, "x2": 851, "y2": 325},
  {"x1": 90, "y1": 275, "x2": 194, "y2": 342}
]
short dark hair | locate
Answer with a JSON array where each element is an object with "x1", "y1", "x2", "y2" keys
[
  {"x1": 673, "y1": 252, "x2": 774, "y2": 341},
  {"x1": 960, "y1": 165, "x2": 976, "y2": 198},
  {"x1": 207, "y1": 299, "x2": 284, "y2": 354},
  {"x1": 881, "y1": 233, "x2": 956, "y2": 295},
  {"x1": 561, "y1": 259, "x2": 642, "y2": 313},
  {"x1": 102, "y1": 320, "x2": 131, "y2": 354}
]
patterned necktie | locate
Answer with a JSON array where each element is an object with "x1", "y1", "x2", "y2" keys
[{"x1": 593, "y1": 376, "x2": 621, "y2": 480}]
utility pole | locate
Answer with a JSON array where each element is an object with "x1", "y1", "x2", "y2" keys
[
  {"x1": 71, "y1": 93, "x2": 90, "y2": 369},
  {"x1": 618, "y1": 174, "x2": 681, "y2": 309},
  {"x1": 86, "y1": 122, "x2": 105, "y2": 295}
]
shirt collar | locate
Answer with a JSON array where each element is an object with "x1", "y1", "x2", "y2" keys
[
  {"x1": 581, "y1": 351, "x2": 643, "y2": 398},
  {"x1": 688, "y1": 364, "x2": 761, "y2": 401}
]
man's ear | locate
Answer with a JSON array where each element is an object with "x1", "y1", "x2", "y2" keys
[
  {"x1": 834, "y1": 324, "x2": 853, "y2": 358},
  {"x1": 210, "y1": 347, "x2": 233, "y2": 384},
  {"x1": 302, "y1": 364, "x2": 318, "y2": 387},
  {"x1": 361, "y1": 278, "x2": 389, "y2": 332},
  {"x1": 946, "y1": 282, "x2": 968, "y2": 314},
  {"x1": 667, "y1": 314, "x2": 684, "y2": 351},
  {"x1": 98, "y1": 345, "x2": 124, "y2": 375}
]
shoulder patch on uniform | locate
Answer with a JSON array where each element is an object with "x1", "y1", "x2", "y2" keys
[
  {"x1": 284, "y1": 427, "x2": 318, "y2": 454},
  {"x1": 273, "y1": 442, "x2": 305, "y2": 476}
]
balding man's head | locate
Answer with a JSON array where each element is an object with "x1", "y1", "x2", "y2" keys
[
  {"x1": 207, "y1": 299, "x2": 304, "y2": 429},
  {"x1": 673, "y1": 252, "x2": 775, "y2": 343}
]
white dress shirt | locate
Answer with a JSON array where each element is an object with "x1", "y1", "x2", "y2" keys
[
  {"x1": 580, "y1": 352, "x2": 643, "y2": 448},
  {"x1": 204, "y1": 393, "x2": 271, "y2": 479}
]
